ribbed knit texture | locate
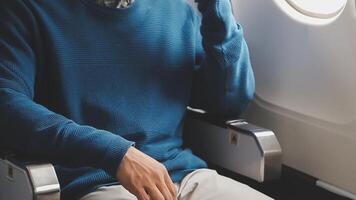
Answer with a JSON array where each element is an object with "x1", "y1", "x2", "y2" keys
[{"x1": 0, "y1": 0, "x2": 254, "y2": 199}]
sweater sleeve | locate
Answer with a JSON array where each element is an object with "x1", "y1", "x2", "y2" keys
[
  {"x1": 189, "y1": 0, "x2": 255, "y2": 119},
  {"x1": 0, "y1": 1, "x2": 133, "y2": 177}
]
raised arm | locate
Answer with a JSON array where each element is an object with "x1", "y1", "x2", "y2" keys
[
  {"x1": 0, "y1": 1, "x2": 134, "y2": 177},
  {"x1": 190, "y1": 0, "x2": 255, "y2": 119}
]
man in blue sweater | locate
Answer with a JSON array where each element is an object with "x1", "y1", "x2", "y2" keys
[{"x1": 0, "y1": 0, "x2": 271, "y2": 199}]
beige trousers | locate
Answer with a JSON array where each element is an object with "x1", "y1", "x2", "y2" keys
[{"x1": 81, "y1": 169, "x2": 273, "y2": 200}]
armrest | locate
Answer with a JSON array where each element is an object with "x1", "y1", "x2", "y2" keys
[
  {"x1": 0, "y1": 152, "x2": 60, "y2": 200},
  {"x1": 183, "y1": 108, "x2": 282, "y2": 182}
]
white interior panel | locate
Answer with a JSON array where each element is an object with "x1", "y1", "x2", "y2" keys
[
  {"x1": 233, "y1": 0, "x2": 356, "y2": 195},
  {"x1": 286, "y1": 0, "x2": 347, "y2": 19}
]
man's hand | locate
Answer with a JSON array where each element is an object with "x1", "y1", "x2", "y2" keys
[{"x1": 117, "y1": 147, "x2": 178, "y2": 200}]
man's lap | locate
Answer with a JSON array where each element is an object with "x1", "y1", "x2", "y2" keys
[{"x1": 80, "y1": 169, "x2": 273, "y2": 200}]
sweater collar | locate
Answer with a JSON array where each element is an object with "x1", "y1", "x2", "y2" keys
[
  {"x1": 81, "y1": 0, "x2": 149, "y2": 17},
  {"x1": 94, "y1": 0, "x2": 135, "y2": 9}
]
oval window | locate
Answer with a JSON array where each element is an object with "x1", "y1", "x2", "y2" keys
[{"x1": 286, "y1": 0, "x2": 347, "y2": 19}]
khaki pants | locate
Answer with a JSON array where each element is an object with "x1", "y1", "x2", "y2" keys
[{"x1": 81, "y1": 169, "x2": 273, "y2": 200}]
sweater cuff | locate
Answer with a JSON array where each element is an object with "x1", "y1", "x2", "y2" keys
[{"x1": 101, "y1": 135, "x2": 135, "y2": 178}]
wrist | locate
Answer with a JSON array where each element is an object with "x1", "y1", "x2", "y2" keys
[
  {"x1": 117, "y1": 146, "x2": 136, "y2": 176},
  {"x1": 102, "y1": 137, "x2": 134, "y2": 178}
]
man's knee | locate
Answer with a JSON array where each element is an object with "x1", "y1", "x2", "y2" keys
[
  {"x1": 178, "y1": 169, "x2": 273, "y2": 200},
  {"x1": 215, "y1": 172, "x2": 273, "y2": 200}
]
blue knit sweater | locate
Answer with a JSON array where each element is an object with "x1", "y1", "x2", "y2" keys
[{"x1": 0, "y1": 0, "x2": 254, "y2": 199}]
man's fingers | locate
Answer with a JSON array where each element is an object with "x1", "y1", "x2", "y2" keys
[
  {"x1": 136, "y1": 188, "x2": 150, "y2": 200},
  {"x1": 156, "y1": 180, "x2": 174, "y2": 200},
  {"x1": 164, "y1": 172, "x2": 177, "y2": 199},
  {"x1": 147, "y1": 185, "x2": 165, "y2": 200}
]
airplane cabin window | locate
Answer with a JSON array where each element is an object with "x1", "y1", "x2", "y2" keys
[{"x1": 286, "y1": 0, "x2": 347, "y2": 19}]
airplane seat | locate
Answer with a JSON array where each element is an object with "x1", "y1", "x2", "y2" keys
[
  {"x1": 0, "y1": 1, "x2": 282, "y2": 199},
  {"x1": 0, "y1": 108, "x2": 282, "y2": 200}
]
